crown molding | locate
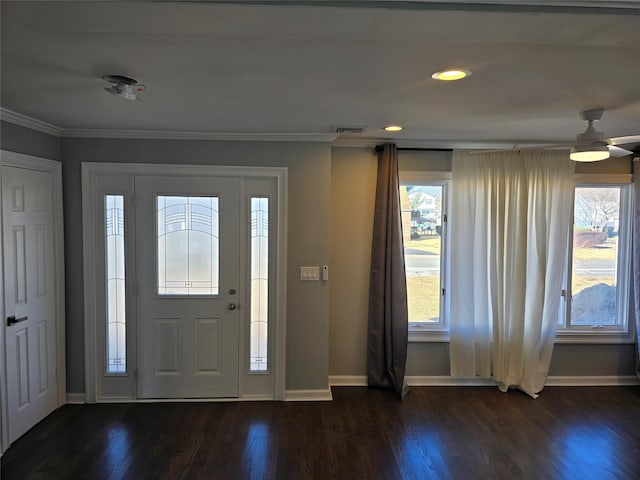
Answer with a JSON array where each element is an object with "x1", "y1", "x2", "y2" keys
[
  {"x1": 331, "y1": 136, "x2": 564, "y2": 150},
  {"x1": 400, "y1": 0, "x2": 640, "y2": 9},
  {"x1": 62, "y1": 128, "x2": 339, "y2": 142},
  {"x1": 0, "y1": 108, "x2": 572, "y2": 149},
  {"x1": 1, "y1": 108, "x2": 63, "y2": 137},
  {"x1": 1, "y1": 108, "x2": 339, "y2": 142}
]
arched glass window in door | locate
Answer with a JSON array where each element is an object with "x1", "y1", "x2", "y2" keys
[{"x1": 157, "y1": 196, "x2": 220, "y2": 296}]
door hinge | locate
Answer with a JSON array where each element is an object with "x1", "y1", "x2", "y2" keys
[
  {"x1": 131, "y1": 194, "x2": 136, "y2": 207},
  {"x1": 561, "y1": 289, "x2": 567, "y2": 297},
  {"x1": 441, "y1": 288, "x2": 446, "y2": 296},
  {"x1": 443, "y1": 214, "x2": 448, "y2": 223}
]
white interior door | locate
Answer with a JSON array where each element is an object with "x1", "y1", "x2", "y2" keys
[
  {"x1": 2, "y1": 166, "x2": 57, "y2": 442},
  {"x1": 135, "y1": 176, "x2": 240, "y2": 398}
]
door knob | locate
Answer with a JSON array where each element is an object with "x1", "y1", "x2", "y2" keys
[{"x1": 228, "y1": 303, "x2": 237, "y2": 311}]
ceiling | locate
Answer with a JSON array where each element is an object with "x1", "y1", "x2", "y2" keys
[{"x1": 2, "y1": 0, "x2": 640, "y2": 147}]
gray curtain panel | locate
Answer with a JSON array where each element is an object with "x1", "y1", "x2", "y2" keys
[
  {"x1": 634, "y1": 159, "x2": 640, "y2": 380},
  {"x1": 367, "y1": 143, "x2": 409, "y2": 398}
]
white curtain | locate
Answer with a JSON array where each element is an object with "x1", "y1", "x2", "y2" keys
[{"x1": 450, "y1": 150, "x2": 574, "y2": 398}]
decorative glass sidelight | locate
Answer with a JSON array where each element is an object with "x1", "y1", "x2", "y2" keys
[
  {"x1": 105, "y1": 195, "x2": 126, "y2": 374},
  {"x1": 249, "y1": 197, "x2": 269, "y2": 372},
  {"x1": 157, "y1": 196, "x2": 220, "y2": 296}
]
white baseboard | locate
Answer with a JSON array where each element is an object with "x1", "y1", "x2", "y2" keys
[
  {"x1": 66, "y1": 393, "x2": 86, "y2": 404},
  {"x1": 237, "y1": 394, "x2": 277, "y2": 402},
  {"x1": 284, "y1": 389, "x2": 333, "y2": 401},
  {"x1": 406, "y1": 376, "x2": 500, "y2": 386},
  {"x1": 97, "y1": 395, "x2": 277, "y2": 403},
  {"x1": 329, "y1": 375, "x2": 499, "y2": 387},
  {"x1": 329, "y1": 375, "x2": 640, "y2": 387},
  {"x1": 329, "y1": 375, "x2": 367, "y2": 386},
  {"x1": 545, "y1": 375, "x2": 639, "y2": 386}
]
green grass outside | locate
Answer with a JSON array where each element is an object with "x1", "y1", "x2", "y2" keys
[
  {"x1": 407, "y1": 276, "x2": 440, "y2": 323},
  {"x1": 404, "y1": 236, "x2": 441, "y2": 255},
  {"x1": 572, "y1": 237, "x2": 617, "y2": 261},
  {"x1": 405, "y1": 235, "x2": 616, "y2": 317}
]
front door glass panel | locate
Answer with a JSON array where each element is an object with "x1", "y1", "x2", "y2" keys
[{"x1": 157, "y1": 196, "x2": 219, "y2": 296}]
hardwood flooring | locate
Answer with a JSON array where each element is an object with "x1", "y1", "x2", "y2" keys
[{"x1": 2, "y1": 386, "x2": 640, "y2": 480}]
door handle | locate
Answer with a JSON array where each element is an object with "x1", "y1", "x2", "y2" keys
[
  {"x1": 7, "y1": 315, "x2": 28, "y2": 327},
  {"x1": 228, "y1": 303, "x2": 237, "y2": 311}
]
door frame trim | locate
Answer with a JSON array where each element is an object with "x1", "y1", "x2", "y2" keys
[
  {"x1": 82, "y1": 163, "x2": 287, "y2": 402},
  {"x1": 0, "y1": 150, "x2": 66, "y2": 451}
]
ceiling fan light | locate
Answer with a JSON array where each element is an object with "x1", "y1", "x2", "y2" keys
[{"x1": 570, "y1": 143, "x2": 609, "y2": 162}]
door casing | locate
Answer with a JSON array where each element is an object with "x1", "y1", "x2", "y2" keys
[
  {"x1": 0, "y1": 150, "x2": 66, "y2": 452},
  {"x1": 82, "y1": 163, "x2": 287, "y2": 403}
]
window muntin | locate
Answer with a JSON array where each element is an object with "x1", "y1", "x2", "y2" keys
[
  {"x1": 105, "y1": 194, "x2": 126, "y2": 374},
  {"x1": 249, "y1": 197, "x2": 269, "y2": 372},
  {"x1": 399, "y1": 177, "x2": 449, "y2": 332},
  {"x1": 558, "y1": 184, "x2": 632, "y2": 335},
  {"x1": 157, "y1": 195, "x2": 220, "y2": 296}
]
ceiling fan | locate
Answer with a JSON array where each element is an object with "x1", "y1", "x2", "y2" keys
[
  {"x1": 102, "y1": 75, "x2": 146, "y2": 101},
  {"x1": 569, "y1": 109, "x2": 637, "y2": 161},
  {"x1": 474, "y1": 109, "x2": 640, "y2": 162}
]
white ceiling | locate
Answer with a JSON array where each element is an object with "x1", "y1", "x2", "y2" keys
[{"x1": 2, "y1": 1, "x2": 640, "y2": 147}]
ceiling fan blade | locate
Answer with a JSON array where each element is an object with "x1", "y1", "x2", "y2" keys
[
  {"x1": 607, "y1": 135, "x2": 640, "y2": 153},
  {"x1": 607, "y1": 145, "x2": 633, "y2": 157},
  {"x1": 608, "y1": 135, "x2": 640, "y2": 146}
]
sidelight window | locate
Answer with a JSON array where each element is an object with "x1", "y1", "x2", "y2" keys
[
  {"x1": 105, "y1": 195, "x2": 126, "y2": 374},
  {"x1": 249, "y1": 197, "x2": 269, "y2": 372}
]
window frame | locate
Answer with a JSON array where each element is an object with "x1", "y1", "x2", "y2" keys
[
  {"x1": 399, "y1": 172, "x2": 451, "y2": 342},
  {"x1": 556, "y1": 174, "x2": 634, "y2": 344}
]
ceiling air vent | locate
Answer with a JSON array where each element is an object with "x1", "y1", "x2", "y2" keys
[{"x1": 334, "y1": 126, "x2": 367, "y2": 134}]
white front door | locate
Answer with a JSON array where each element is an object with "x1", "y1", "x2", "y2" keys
[
  {"x1": 135, "y1": 176, "x2": 240, "y2": 398},
  {"x1": 2, "y1": 166, "x2": 57, "y2": 442}
]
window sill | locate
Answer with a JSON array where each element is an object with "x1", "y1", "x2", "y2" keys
[
  {"x1": 409, "y1": 329, "x2": 450, "y2": 343},
  {"x1": 554, "y1": 330, "x2": 635, "y2": 344}
]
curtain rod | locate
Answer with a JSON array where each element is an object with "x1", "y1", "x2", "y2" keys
[{"x1": 374, "y1": 145, "x2": 453, "y2": 153}]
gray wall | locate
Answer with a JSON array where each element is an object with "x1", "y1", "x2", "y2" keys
[
  {"x1": 1, "y1": 120, "x2": 61, "y2": 161},
  {"x1": 2, "y1": 120, "x2": 635, "y2": 395},
  {"x1": 330, "y1": 146, "x2": 637, "y2": 379},
  {"x1": 61, "y1": 138, "x2": 331, "y2": 394}
]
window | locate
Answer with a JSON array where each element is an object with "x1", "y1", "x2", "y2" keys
[
  {"x1": 105, "y1": 194, "x2": 126, "y2": 374},
  {"x1": 249, "y1": 197, "x2": 269, "y2": 372},
  {"x1": 558, "y1": 182, "x2": 633, "y2": 339},
  {"x1": 157, "y1": 195, "x2": 220, "y2": 296},
  {"x1": 399, "y1": 173, "x2": 450, "y2": 338}
]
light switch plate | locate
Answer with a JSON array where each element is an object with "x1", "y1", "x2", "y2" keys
[{"x1": 300, "y1": 266, "x2": 320, "y2": 281}]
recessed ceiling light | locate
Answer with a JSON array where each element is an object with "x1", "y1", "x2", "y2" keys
[
  {"x1": 384, "y1": 125, "x2": 403, "y2": 132},
  {"x1": 431, "y1": 69, "x2": 472, "y2": 81}
]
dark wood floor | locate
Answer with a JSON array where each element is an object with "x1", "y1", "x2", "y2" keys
[{"x1": 2, "y1": 386, "x2": 640, "y2": 480}]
